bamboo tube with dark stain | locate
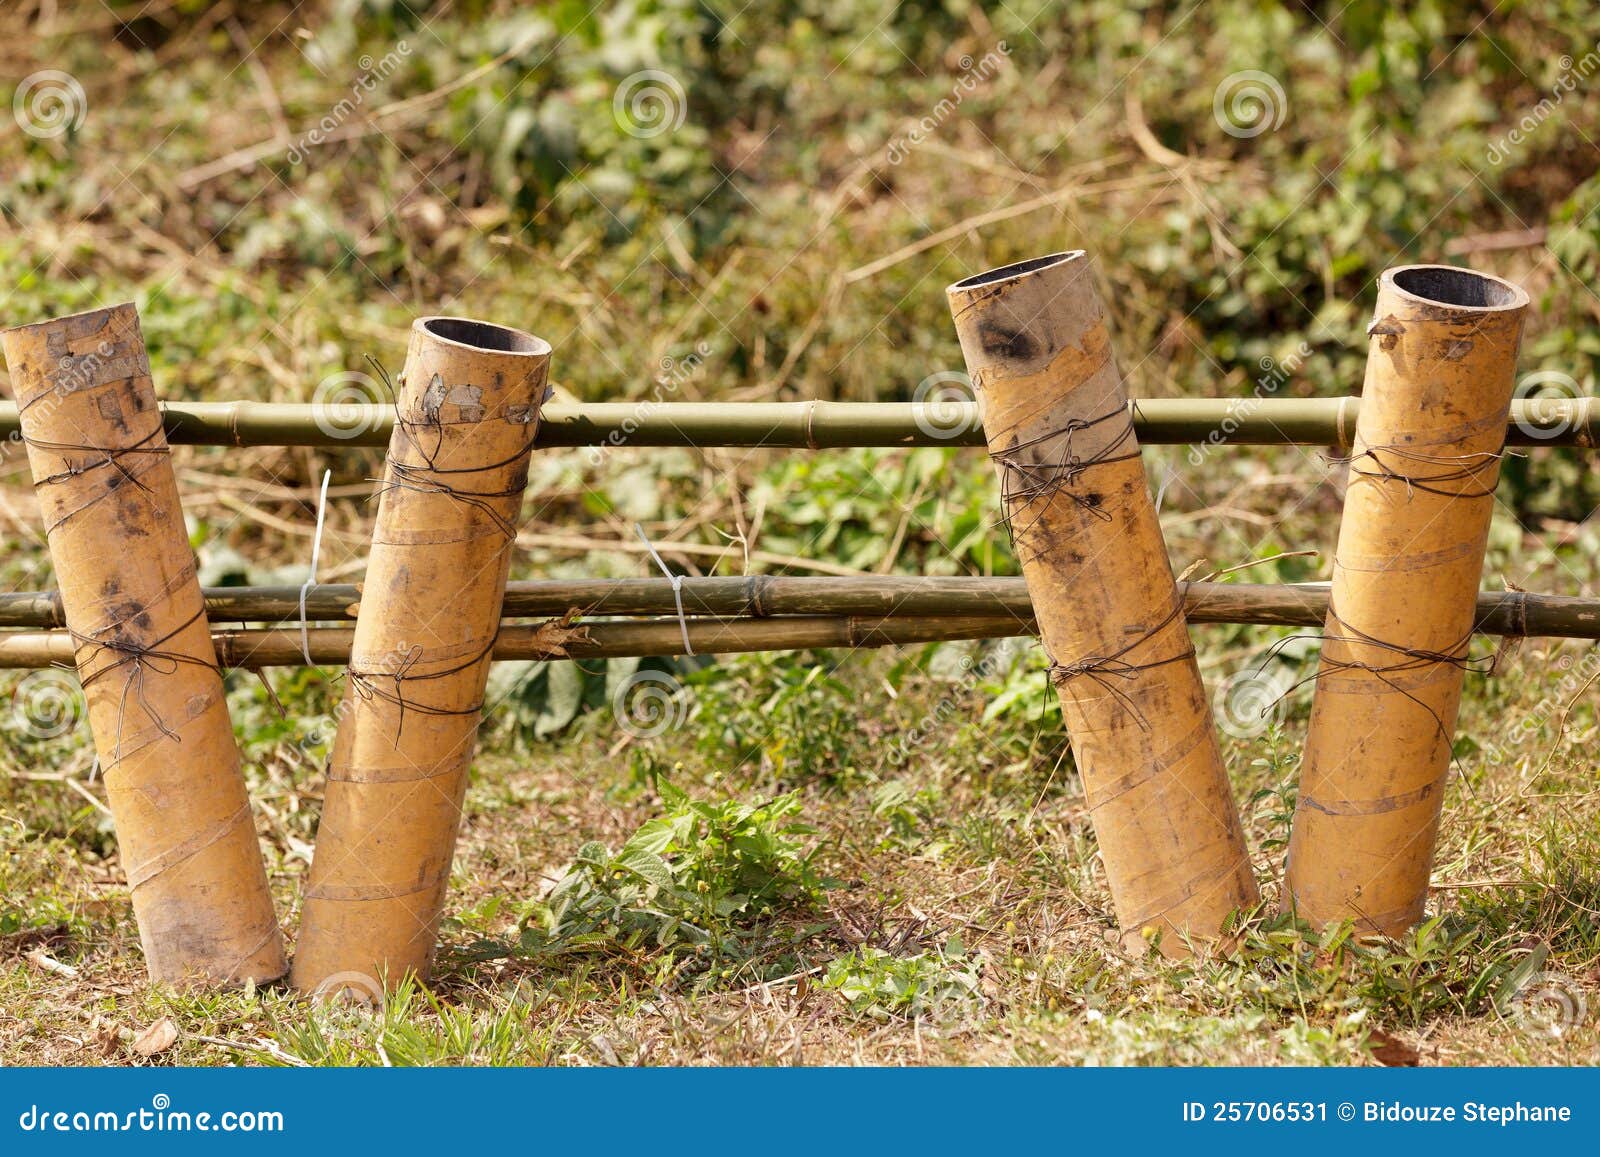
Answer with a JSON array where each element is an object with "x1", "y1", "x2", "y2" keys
[
  {"x1": 1285, "y1": 266, "x2": 1531, "y2": 936},
  {"x1": 291, "y1": 318, "x2": 550, "y2": 996},
  {"x1": 0, "y1": 304, "x2": 285, "y2": 985},
  {"x1": 947, "y1": 252, "x2": 1257, "y2": 953}
]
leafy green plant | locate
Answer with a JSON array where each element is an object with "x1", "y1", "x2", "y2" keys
[
  {"x1": 870, "y1": 779, "x2": 947, "y2": 856},
  {"x1": 824, "y1": 940, "x2": 983, "y2": 1022},
  {"x1": 516, "y1": 781, "x2": 828, "y2": 985},
  {"x1": 1243, "y1": 727, "x2": 1300, "y2": 852},
  {"x1": 689, "y1": 653, "x2": 864, "y2": 786},
  {"x1": 485, "y1": 655, "x2": 693, "y2": 742},
  {"x1": 1204, "y1": 910, "x2": 1533, "y2": 1027},
  {"x1": 752, "y1": 448, "x2": 1010, "y2": 577}
]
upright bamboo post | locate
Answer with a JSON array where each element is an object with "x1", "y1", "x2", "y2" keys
[
  {"x1": 291, "y1": 318, "x2": 550, "y2": 995},
  {"x1": 0, "y1": 304, "x2": 285, "y2": 985},
  {"x1": 947, "y1": 252, "x2": 1257, "y2": 954},
  {"x1": 1285, "y1": 265, "x2": 1530, "y2": 935}
]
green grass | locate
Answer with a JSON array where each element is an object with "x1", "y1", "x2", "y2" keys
[{"x1": 2, "y1": 0, "x2": 1600, "y2": 1065}]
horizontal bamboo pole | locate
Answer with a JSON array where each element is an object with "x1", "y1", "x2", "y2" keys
[
  {"x1": 0, "y1": 578, "x2": 1593, "y2": 639},
  {"x1": 2, "y1": 397, "x2": 1598, "y2": 449},
  {"x1": 0, "y1": 614, "x2": 1021, "y2": 670}
]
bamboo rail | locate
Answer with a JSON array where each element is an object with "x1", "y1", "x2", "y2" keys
[
  {"x1": 2, "y1": 397, "x2": 1598, "y2": 449},
  {"x1": 0, "y1": 614, "x2": 1023, "y2": 670},
  {"x1": 1, "y1": 578, "x2": 1594, "y2": 642}
]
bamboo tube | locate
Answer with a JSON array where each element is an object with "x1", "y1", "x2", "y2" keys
[
  {"x1": 1285, "y1": 265, "x2": 1531, "y2": 936},
  {"x1": 3, "y1": 396, "x2": 1598, "y2": 449},
  {"x1": 291, "y1": 318, "x2": 551, "y2": 996},
  {"x1": 0, "y1": 304, "x2": 284, "y2": 985},
  {"x1": 3, "y1": 578, "x2": 1596, "y2": 640},
  {"x1": 948, "y1": 252, "x2": 1257, "y2": 954}
]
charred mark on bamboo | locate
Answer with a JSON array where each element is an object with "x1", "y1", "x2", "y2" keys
[{"x1": 977, "y1": 321, "x2": 1037, "y2": 361}]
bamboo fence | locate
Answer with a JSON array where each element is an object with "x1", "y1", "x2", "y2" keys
[{"x1": 0, "y1": 258, "x2": 1587, "y2": 978}]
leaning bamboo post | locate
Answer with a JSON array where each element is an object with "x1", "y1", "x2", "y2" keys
[
  {"x1": 291, "y1": 318, "x2": 550, "y2": 996},
  {"x1": 1285, "y1": 265, "x2": 1530, "y2": 936},
  {"x1": 947, "y1": 252, "x2": 1257, "y2": 954},
  {"x1": 0, "y1": 304, "x2": 285, "y2": 985}
]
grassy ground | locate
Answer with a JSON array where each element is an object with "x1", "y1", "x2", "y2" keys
[{"x1": 2, "y1": 0, "x2": 1600, "y2": 1065}]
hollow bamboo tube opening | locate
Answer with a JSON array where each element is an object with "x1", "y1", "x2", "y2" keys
[
  {"x1": 291, "y1": 317, "x2": 550, "y2": 996},
  {"x1": 947, "y1": 251, "x2": 1257, "y2": 955},
  {"x1": 1285, "y1": 264, "x2": 1530, "y2": 936},
  {"x1": 0, "y1": 303, "x2": 285, "y2": 985}
]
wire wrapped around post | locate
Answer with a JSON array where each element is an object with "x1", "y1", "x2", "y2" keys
[
  {"x1": 1285, "y1": 265, "x2": 1530, "y2": 936},
  {"x1": 291, "y1": 318, "x2": 550, "y2": 996},
  {"x1": 0, "y1": 304, "x2": 285, "y2": 986},
  {"x1": 946, "y1": 252, "x2": 1257, "y2": 955}
]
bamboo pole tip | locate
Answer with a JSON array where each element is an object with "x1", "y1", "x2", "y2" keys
[
  {"x1": 944, "y1": 250, "x2": 1108, "y2": 385},
  {"x1": 0, "y1": 300, "x2": 141, "y2": 343},
  {"x1": 945, "y1": 250, "x2": 1087, "y2": 300},
  {"x1": 1380, "y1": 265, "x2": 1530, "y2": 315},
  {"x1": 414, "y1": 316, "x2": 551, "y2": 359}
]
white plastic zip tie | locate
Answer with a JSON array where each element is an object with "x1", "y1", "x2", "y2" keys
[
  {"x1": 299, "y1": 469, "x2": 333, "y2": 668},
  {"x1": 634, "y1": 523, "x2": 694, "y2": 657}
]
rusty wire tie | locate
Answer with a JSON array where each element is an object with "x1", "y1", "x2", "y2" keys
[
  {"x1": 1046, "y1": 600, "x2": 1194, "y2": 733},
  {"x1": 1327, "y1": 442, "x2": 1517, "y2": 500},
  {"x1": 1263, "y1": 602, "x2": 1496, "y2": 746},
  {"x1": 990, "y1": 406, "x2": 1138, "y2": 553},
  {"x1": 71, "y1": 603, "x2": 220, "y2": 767}
]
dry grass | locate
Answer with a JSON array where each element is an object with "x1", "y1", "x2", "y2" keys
[{"x1": 4, "y1": 634, "x2": 1599, "y2": 1066}]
